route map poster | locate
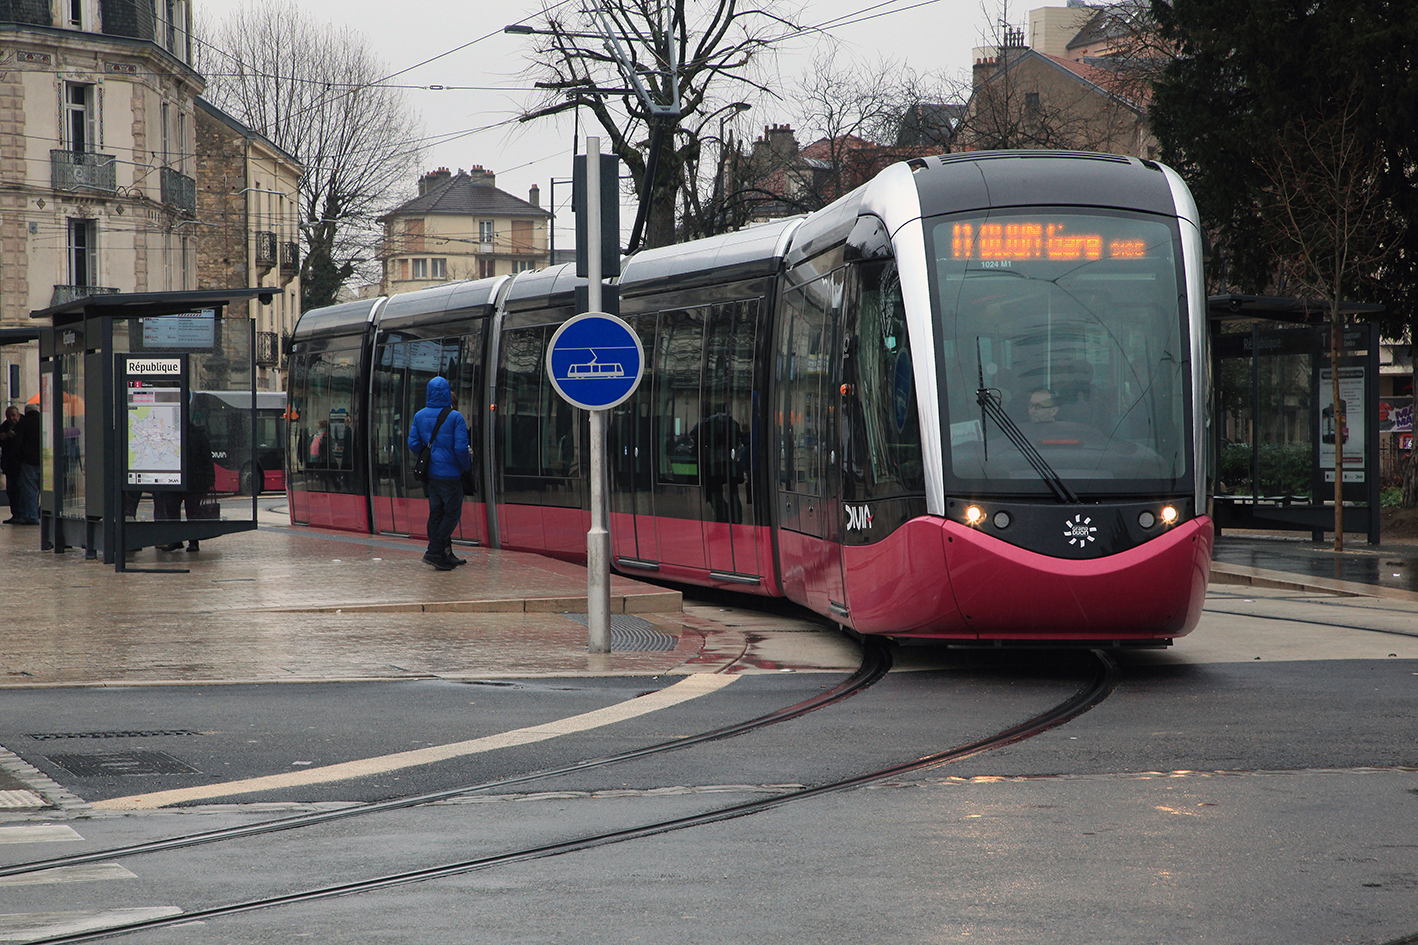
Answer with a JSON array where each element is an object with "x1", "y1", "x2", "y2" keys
[{"x1": 122, "y1": 356, "x2": 187, "y2": 488}]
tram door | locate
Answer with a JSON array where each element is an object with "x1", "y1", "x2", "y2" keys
[
  {"x1": 702, "y1": 300, "x2": 760, "y2": 579},
  {"x1": 370, "y1": 333, "x2": 485, "y2": 543},
  {"x1": 777, "y1": 270, "x2": 848, "y2": 616},
  {"x1": 650, "y1": 309, "x2": 707, "y2": 570},
  {"x1": 609, "y1": 314, "x2": 658, "y2": 568}
]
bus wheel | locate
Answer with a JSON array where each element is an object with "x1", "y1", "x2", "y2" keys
[{"x1": 240, "y1": 463, "x2": 258, "y2": 496}]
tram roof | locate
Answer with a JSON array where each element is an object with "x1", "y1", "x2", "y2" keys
[
  {"x1": 911, "y1": 150, "x2": 1178, "y2": 218},
  {"x1": 290, "y1": 297, "x2": 382, "y2": 343},
  {"x1": 378, "y1": 278, "x2": 503, "y2": 329},
  {"x1": 618, "y1": 218, "x2": 800, "y2": 298}
]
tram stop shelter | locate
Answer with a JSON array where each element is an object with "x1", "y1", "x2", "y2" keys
[
  {"x1": 25, "y1": 289, "x2": 276, "y2": 570},
  {"x1": 1210, "y1": 293, "x2": 1385, "y2": 544}
]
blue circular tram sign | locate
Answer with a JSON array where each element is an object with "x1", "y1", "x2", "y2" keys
[{"x1": 546, "y1": 312, "x2": 645, "y2": 410}]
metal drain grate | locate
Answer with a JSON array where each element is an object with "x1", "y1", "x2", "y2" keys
[
  {"x1": 28, "y1": 730, "x2": 199, "y2": 741},
  {"x1": 47, "y1": 750, "x2": 199, "y2": 777},
  {"x1": 563, "y1": 613, "x2": 678, "y2": 651}
]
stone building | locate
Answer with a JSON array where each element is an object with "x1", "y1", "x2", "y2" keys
[
  {"x1": 378, "y1": 166, "x2": 550, "y2": 296},
  {"x1": 194, "y1": 99, "x2": 301, "y2": 391},
  {"x1": 1, "y1": 0, "x2": 200, "y2": 405}
]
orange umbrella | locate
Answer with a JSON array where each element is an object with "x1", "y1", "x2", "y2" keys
[{"x1": 27, "y1": 392, "x2": 84, "y2": 415}]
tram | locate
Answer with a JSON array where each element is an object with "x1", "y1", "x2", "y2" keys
[{"x1": 286, "y1": 150, "x2": 1212, "y2": 645}]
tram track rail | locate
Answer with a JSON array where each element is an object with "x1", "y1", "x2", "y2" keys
[
  {"x1": 0, "y1": 640, "x2": 892, "y2": 882},
  {"x1": 22, "y1": 647, "x2": 1118, "y2": 944}
]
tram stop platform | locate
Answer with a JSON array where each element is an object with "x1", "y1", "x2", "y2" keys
[
  {"x1": 0, "y1": 501, "x2": 861, "y2": 691},
  {"x1": 1210, "y1": 532, "x2": 1418, "y2": 603}
]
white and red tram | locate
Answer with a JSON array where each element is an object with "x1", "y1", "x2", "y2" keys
[{"x1": 286, "y1": 150, "x2": 1212, "y2": 646}]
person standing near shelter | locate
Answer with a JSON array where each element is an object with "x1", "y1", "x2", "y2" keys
[
  {"x1": 0, "y1": 406, "x2": 21, "y2": 522},
  {"x1": 407, "y1": 376, "x2": 470, "y2": 571},
  {"x1": 13, "y1": 406, "x2": 42, "y2": 524},
  {"x1": 157, "y1": 416, "x2": 216, "y2": 552}
]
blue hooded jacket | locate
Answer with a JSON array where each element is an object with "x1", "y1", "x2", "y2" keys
[{"x1": 408, "y1": 377, "x2": 471, "y2": 480}]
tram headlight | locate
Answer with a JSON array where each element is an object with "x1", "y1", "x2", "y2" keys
[
  {"x1": 964, "y1": 505, "x2": 985, "y2": 526},
  {"x1": 1160, "y1": 505, "x2": 1179, "y2": 525},
  {"x1": 992, "y1": 510, "x2": 1012, "y2": 529},
  {"x1": 1138, "y1": 510, "x2": 1156, "y2": 529}
]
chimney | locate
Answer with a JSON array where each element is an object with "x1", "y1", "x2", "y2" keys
[
  {"x1": 762, "y1": 124, "x2": 798, "y2": 158},
  {"x1": 529, "y1": 183, "x2": 540, "y2": 207},
  {"x1": 418, "y1": 167, "x2": 452, "y2": 196},
  {"x1": 467, "y1": 165, "x2": 495, "y2": 186}
]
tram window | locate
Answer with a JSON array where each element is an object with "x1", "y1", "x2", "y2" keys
[
  {"x1": 933, "y1": 211, "x2": 1188, "y2": 488},
  {"x1": 849, "y1": 261, "x2": 924, "y2": 498},
  {"x1": 702, "y1": 299, "x2": 757, "y2": 523},
  {"x1": 778, "y1": 277, "x2": 834, "y2": 496},
  {"x1": 499, "y1": 329, "x2": 543, "y2": 478},
  {"x1": 656, "y1": 309, "x2": 704, "y2": 485},
  {"x1": 295, "y1": 343, "x2": 361, "y2": 493},
  {"x1": 371, "y1": 341, "x2": 409, "y2": 493},
  {"x1": 541, "y1": 342, "x2": 578, "y2": 479},
  {"x1": 457, "y1": 329, "x2": 482, "y2": 493}
]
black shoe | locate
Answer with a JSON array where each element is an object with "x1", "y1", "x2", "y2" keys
[
  {"x1": 445, "y1": 551, "x2": 466, "y2": 566},
  {"x1": 422, "y1": 553, "x2": 454, "y2": 571},
  {"x1": 186, "y1": 541, "x2": 200, "y2": 552},
  {"x1": 3, "y1": 518, "x2": 15, "y2": 524},
  {"x1": 159, "y1": 542, "x2": 183, "y2": 551}
]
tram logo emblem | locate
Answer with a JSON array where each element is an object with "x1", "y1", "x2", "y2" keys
[
  {"x1": 846, "y1": 505, "x2": 874, "y2": 531},
  {"x1": 1064, "y1": 513, "x2": 1097, "y2": 547}
]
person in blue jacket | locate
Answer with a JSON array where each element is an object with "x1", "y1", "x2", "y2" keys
[{"x1": 407, "y1": 376, "x2": 471, "y2": 570}]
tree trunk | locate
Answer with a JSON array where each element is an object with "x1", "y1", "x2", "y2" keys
[{"x1": 1331, "y1": 313, "x2": 1344, "y2": 551}]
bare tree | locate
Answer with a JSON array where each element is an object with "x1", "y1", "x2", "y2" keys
[
  {"x1": 514, "y1": 0, "x2": 797, "y2": 250},
  {"x1": 1259, "y1": 93, "x2": 1406, "y2": 547},
  {"x1": 198, "y1": 0, "x2": 424, "y2": 308}
]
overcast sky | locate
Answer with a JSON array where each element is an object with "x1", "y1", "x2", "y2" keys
[{"x1": 195, "y1": 0, "x2": 997, "y2": 246}]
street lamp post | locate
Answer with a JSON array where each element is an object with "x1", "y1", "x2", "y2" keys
[
  {"x1": 712, "y1": 103, "x2": 751, "y2": 234},
  {"x1": 548, "y1": 177, "x2": 571, "y2": 261}
]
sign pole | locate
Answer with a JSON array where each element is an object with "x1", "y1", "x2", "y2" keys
[{"x1": 584, "y1": 137, "x2": 611, "y2": 655}]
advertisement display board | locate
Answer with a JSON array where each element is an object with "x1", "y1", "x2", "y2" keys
[
  {"x1": 1318, "y1": 364, "x2": 1366, "y2": 482},
  {"x1": 121, "y1": 355, "x2": 188, "y2": 489}
]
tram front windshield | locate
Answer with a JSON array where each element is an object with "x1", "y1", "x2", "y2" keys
[{"x1": 930, "y1": 210, "x2": 1190, "y2": 496}]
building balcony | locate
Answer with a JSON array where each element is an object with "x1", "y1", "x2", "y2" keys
[
  {"x1": 51, "y1": 285, "x2": 120, "y2": 307},
  {"x1": 280, "y1": 241, "x2": 299, "y2": 273},
  {"x1": 50, "y1": 150, "x2": 117, "y2": 194},
  {"x1": 254, "y1": 231, "x2": 278, "y2": 270},
  {"x1": 160, "y1": 167, "x2": 196, "y2": 213}
]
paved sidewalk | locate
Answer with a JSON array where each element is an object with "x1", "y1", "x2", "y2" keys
[
  {"x1": 1210, "y1": 534, "x2": 1418, "y2": 603},
  {"x1": 0, "y1": 515, "x2": 858, "y2": 690}
]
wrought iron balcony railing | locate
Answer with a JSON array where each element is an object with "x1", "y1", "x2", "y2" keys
[
  {"x1": 51, "y1": 285, "x2": 120, "y2": 307},
  {"x1": 256, "y1": 331, "x2": 279, "y2": 367},
  {"x1": 254, "y1": 231, "x2": 278, "y2": 268},
  {"x1": 280, "y1": 241, "x2": 299, "y2": 272},
  {"x1": 50, "y1": 150, "x2": 117, "y2": 193},
  {"x1": 159, "y1": 167, "x2": 196, "y2": 213}
]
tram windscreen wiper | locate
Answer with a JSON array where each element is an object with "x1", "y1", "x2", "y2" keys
[{"x1": 974, "y1": 388, "x2": 1080, "y2": 504}]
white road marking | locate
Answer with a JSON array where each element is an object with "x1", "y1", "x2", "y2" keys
[
  {"x1": 0, "y1": 908, "x2": 183, "y2": 941},
  {"x1": 0, "y1": 863, "x2": 137, "y2": 887},
  {"x1": 0, "y1": 825, "x2": 81, "y2": 844},
  {"x1": 94, "y1": 674, "x2": 738, "y2": 810}
]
